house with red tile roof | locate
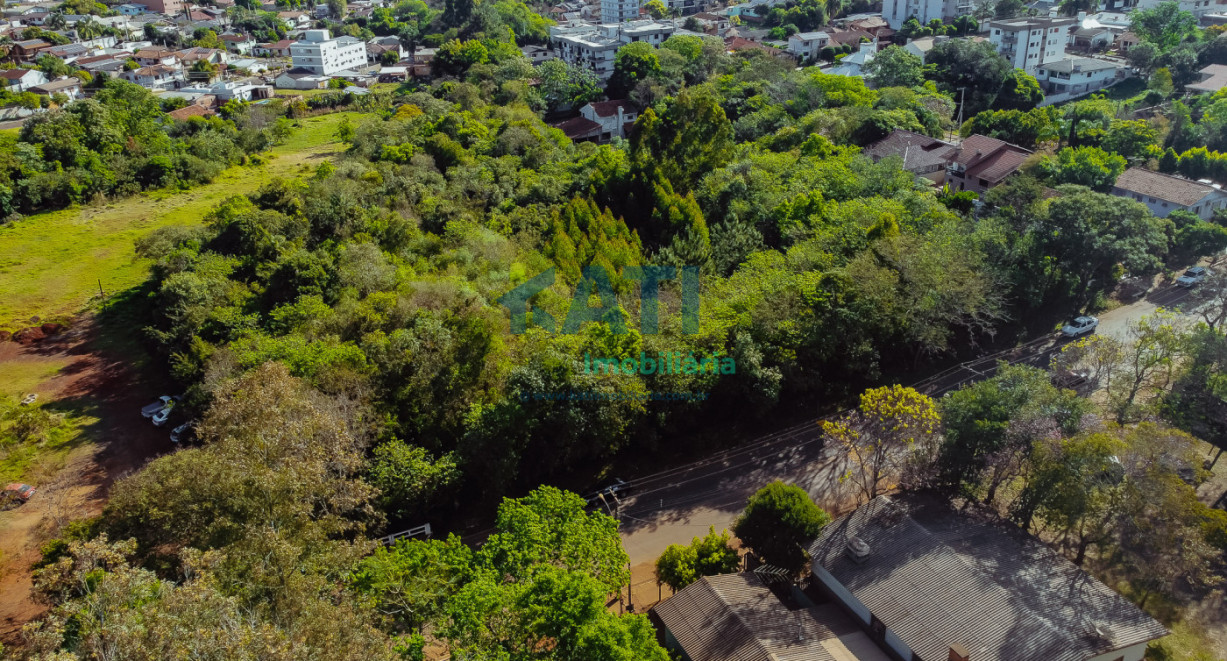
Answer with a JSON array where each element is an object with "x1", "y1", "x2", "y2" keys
[{"x1": 946, "y1": 134, "x2": 1032, "y2": 195}]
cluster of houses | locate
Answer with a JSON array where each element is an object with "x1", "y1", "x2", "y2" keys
[
  {"x1": 0, "y1": 0, "x2": 436, "y2": 115},
  {"x1": 863, "y1": 127, "x2": 1227, "y2": 220},
  {"x1": 652, "y1": 494, "x2": 1169, "y2": 661}
]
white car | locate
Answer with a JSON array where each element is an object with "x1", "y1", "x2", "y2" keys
[
  {"x1": 151, "y1": 401, "x2": 175, "y2": 427},
  {"x1": 1176, "y1": 266, "x2": 1208, "y2": 288},
  {"x1": 1061, "y1": 316, "x2": 1099, "y2": 338},
  {"x1": 141, "y1": 395, "x2": 173, "y2": 418}
]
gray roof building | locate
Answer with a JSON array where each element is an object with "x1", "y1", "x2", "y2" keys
[
  {"x1": 808, "y1": 495, "x2": 1167, "y2": 661},
  {"x1": 653, "y1": 572, "x2": 894, "y2": 661}
]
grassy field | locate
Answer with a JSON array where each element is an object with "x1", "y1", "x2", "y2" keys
[{"x1": 0, "y1": 111, "x2": 365, "y2": 332}]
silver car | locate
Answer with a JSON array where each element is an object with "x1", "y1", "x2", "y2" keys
[{"x1": 1061, "y1": 316, "x2": 1098, "y2": 338}]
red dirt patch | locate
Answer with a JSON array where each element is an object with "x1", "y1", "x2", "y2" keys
[{"x1": 0, "y1": 317, "x2": 169, "y2": 646}]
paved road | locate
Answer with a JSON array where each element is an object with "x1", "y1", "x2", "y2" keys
[{"x1": 614, "y1": 271, "x2": 1217, "y2": 569}]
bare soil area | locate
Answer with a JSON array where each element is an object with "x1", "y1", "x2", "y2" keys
[{"x1": 0, "y1": 318, "x2": 167, "y2": 646}]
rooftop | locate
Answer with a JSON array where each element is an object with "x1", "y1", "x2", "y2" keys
[
  {"x1": 1188, "y1": 63, "x2": 1227, "y2": 93},
  {"x1": 863, "y1": 129, "x2": 957, "y2": 171},
  {"x1": 808, "y1": 494, "x2": 1168, "y2": 661},
  {"x1": 1037, "y1": 56, "x2": 1121, "y2": 74},
  {"x1": 587, "y1": 98, "x2": 633, "y2": 117},
  {"x1": 552, "y1": 115, "x2": 601, "y2": 139},
  {"x1": 653, "y1": 572, "x2": 894, "y2": 661},
  {"x1": 1113, "y1": 167, "x2": 1221, "y2": 206}
]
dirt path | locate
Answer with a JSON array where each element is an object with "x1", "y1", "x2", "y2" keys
[{"x1": 0, "y1": 319, "x2": 167, "y2": 646}]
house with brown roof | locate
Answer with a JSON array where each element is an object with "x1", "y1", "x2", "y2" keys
[
  {"x1": 1111, "y1": 167, "x2": 1227, "y2": 220},
  {"x1": 134, "y1": 47, "x2": 178, "y2": 66},
  {"x1": 552, "y1": 115, "x2": 602, "y2": 142},
  {"x1": 166, "y1": 103, "x2": 215, "y2": 120},
  {"x1": 0, "y1": 68, "x2": 48, "y2": 92},
  {"x1": 653, "y1": 572, "x2": 895, "y2": 661},
  {"x1": 11, "y1": 38, "x2": 51, "y2": 61},
  {"x1": 807, "y1": 494, "x2": 1168, "y2": 661},
  {"x1": 946, "y1": 134, "x2": 1032, "y2": 195},
  {"x1": 254, "y1": 38, "x2": 293, "y2": 57},
  {"x1": 863, "y1": 130, "x2": 958, "y2": 184},
  {"x1": 123, "y1": 64, "x2": 182, "y2": 89}
]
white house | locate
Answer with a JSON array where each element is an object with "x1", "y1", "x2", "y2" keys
[
  {"x1": 987, "y1": 16, "x2": 1077, "y2": 75},
  {"x1": 580, "y1": 99, "x2": 637, "y2": 141},
  {"x1": 787, "y1": 31, "x2": 830, "y2": 60},
  {"x1": 1035, "y1": 56, "x2": 1123, "y2": 96},
  {"x1": 179, "y1": 79, "x2": 267, "y2": 101},
  {"x1": 830, "y1": 40, "x2": 877, "y2": 77},
  {"x1": 30, "y1": 77, "x2": 83, "y2": 99},
  {"x1": 123, "y1": 64, "x2": 182, "y2": 89},
  {"x1": 219, "y1": 33, "x2": 256, "y2": 55},
  {"x1": 290, "y1": 29, "x2": 367, "y2": 74},
  {"x1": 0, "y1": 68, "x2": 47, "y2": 92},
  {"x1": 1112, "y1": 167, "x2": 1227, "y2": 221}
]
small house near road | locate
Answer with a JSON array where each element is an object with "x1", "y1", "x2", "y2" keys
[
  {"x1": 1111, "y1": 167, "x2": 1227, "y2": 220},
  {"x1": 653, "y1": 572, "x2": 895, "y2": 661}
]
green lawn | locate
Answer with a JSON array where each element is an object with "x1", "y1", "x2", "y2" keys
[{"x1": 0, "y1": 111, "x2": 364, "y2": 332}]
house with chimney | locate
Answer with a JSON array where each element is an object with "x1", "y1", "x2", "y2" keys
[
  {"x1": 580, "y1": 99, "x2": 637, "y2": 141},
  {"x1": 945, "y1": 134, "x2": 1031, "y2": 195},
  {"x1": 805, "y1": 494, "x2": 1167, "y2": 661}
]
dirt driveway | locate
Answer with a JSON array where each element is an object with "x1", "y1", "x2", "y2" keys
[{"x1": 0, "y1": 318, "x2": 167, "y2": 646}]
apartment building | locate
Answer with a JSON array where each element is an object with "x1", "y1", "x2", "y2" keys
[
  {"x1": 987, "y1": 16, "x2": 1076, "y2": 75},
  {"x1": 551, "y1": 20, "x2": 674, "y2": 79},
  {"x1": 882, "y1": 0, "x2": 971, "y2": 30},
  {"x1": 290, "y1": 29, "x2": 367, "y2": 74},
  {"x1": 600, "y1": 0, "x2": 639, "y2": 24}
]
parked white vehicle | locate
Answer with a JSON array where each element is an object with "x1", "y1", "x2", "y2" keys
[
  {"x1": 141, "y1": 395, "x2": 173, "y2": 418},
  {"x1": 1060, "y1": 316, "x2": 1099, "y2": 338},
  {"x1": 1176, "y1": 266, "x2": 1209, "y2": 288},
  {"x1": 152, "y1": 401, "x2": 175, "y2": 427}
]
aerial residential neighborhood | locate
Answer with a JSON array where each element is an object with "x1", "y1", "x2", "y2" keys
[{"x1": 0, "y1": 0, "x2": 1225, "y2": 656}]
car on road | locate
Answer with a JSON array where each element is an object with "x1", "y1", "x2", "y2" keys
[
  {"x1": 585, "y1": 478, "x2": 631, "y2": 508},
  {"x1": 1176, "y1": 266, "x2": 1209, "y2": 288},
  {"x1": 1, "y1": 483, "x2": 36, "y2": 510},
  {"x1": 141, "y1": 395, "x2": 174, "y2": 418},
  {"x1": 1060, "y1": 316, "x2": 1099, "y2": 338}
]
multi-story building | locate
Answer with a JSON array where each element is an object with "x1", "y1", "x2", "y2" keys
[
  {"x1": 1112, "y1": 168, "x2": 1227, "y2": 220},
  {"x1": 551, "y1": 20, "x2": 674, "y2": 79},
  {"x1": 787, "y1": 31, "x2": 830, "y2": 60},
  {"x1": 1035, "y1": 56, "x2": 1123, "y2": 96},
  {"x1": 1136, "y1": 0, "x2": 1214, "y2": 18},
  {"x1": 141, "y1": 0, "x2": 183, "y2": 15},
  {"x1": 290, "y1": 29, "x2": 367, "y2": 75},
  {"x1": 882, "y1": 0, "x2": 971, "y2": 30},
  {"x1": 986, "y1": 16, "x2": 1076, "y2": 75},
  {"x1": 601, "y1": 0, "x2": 639, "y2": 24}
]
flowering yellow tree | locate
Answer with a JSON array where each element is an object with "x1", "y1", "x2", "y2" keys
[{"x1": 821, "y1": 385, "x2": 940, "y2": 501}]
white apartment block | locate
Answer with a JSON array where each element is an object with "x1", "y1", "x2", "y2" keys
[
  {"x1": 882, "y1": 0, "x2": 972, "y2": 30},
  {"x1": 290, "y1": 29, "x2": 367, "y2": 75},
  {"x1": 987, "y1": 16, "x2": 1076, "y2": 75},
  {"x1": 601, "y1": 0, "x2": 639, "y2": 24},
  {"x1": 1136, "y1": 0, "x2": 1214, "y2": 18},
  {"x1": 551, "y1": 20, "x2": 674, "y2": 79}
]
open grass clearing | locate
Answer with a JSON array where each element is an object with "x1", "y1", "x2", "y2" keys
[{"x1": 0, "y1": 111, "x2": 365, "y2": 331}]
